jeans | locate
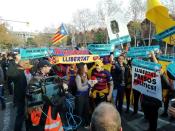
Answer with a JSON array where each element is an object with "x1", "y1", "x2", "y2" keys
[
  {"x1": 112, "y1": 89, "x2": 118, "y2": 104},
  {"x1": 0, "y1": 85, "x2": 5, "y2": 109},
  {"x1": 116, "y1": 85, "x2": 125, "y2": 114},
  {"x1": 125, "y1": 88, "x2": 131, "y2": 111}
]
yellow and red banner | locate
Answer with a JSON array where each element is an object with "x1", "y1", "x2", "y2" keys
[{"x1": 49, "y1": 55, "x2": 100, "y2": 64}]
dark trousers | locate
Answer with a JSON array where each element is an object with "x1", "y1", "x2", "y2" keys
[
  {"x1": 163, "y1": 90, "x2": 175, "y2": 114},
  {"x1": 7, "y1": 78, "x2": 13, "y2": 95},
  {"x1": 0, "y1": 85, "x2": 5, "y2": 109},
  {"x1": 163, "y1": 92, "x2": 169, "y2": 114},
  {"x1": 116, "y1": 86, "x2": 125, "y2": 114},
  {"x1": 133, "y1": 89, "x2": 141, "y2": 113},
  {"x1": 142, "y1": 102, "x2": 159, "y2": 131},
  {"x1": 14, "y1": 101, "x2": 25, "y2": 131},
  {"x1": 76, "y1": 95, "x2": 90, "y2": 127},
  {"x1": 125, "y1": 88, "x2": 131, "y2": 111}
]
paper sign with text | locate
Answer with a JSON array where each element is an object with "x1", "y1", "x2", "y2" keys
[{"x1": 132, "y1": 66, "x2": 162, "y2": 101}]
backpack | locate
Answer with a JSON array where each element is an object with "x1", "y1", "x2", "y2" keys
[{"x1": 6, "y1": 61, "x2": 19, "y2": 78}]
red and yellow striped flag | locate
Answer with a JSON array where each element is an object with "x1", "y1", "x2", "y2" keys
[{"x1": 51, "y1": 23, "x2": 68, "y2": 45}]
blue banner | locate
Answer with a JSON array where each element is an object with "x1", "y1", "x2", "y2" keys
[
  {"x1": 127, "y1": 45, "x2": 160, "y2": 58},
  {"x1": 167, "y1": 63, "x2": 175, "y2": 78},
  {"x1": 114, "y1": 49, "x2": 122, "y2": 57},
  {"x1": 158, "y1": 55, "x2": 175, "y2": 62},
  {"x1": 110, "y1": 35, "x2": 131, "y2": 46},
  {"x1": 132, "y1": 59, "x2": 162, "y2": 71},
  {"x1": 155, "y1": 26, "x2": 175, "y2": 40},
  {"x1": 89, "y1": 50, "x2": 111, "y2": 56},
  {"x1": 130, "y1": 45, "x2": 160, "y2": 52},
  {"x1": 127, "y1": 50, "x2": 150, "y2": 58},
  {"x1": 88, "y1": 44, "x2": 114, "y2": 52},
  {"x1": 20, "y1": 48, "x2": 50, "y2": 60}
]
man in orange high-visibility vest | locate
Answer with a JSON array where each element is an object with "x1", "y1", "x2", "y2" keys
[
  {"x1": 26, "y1": 60, "x2": 64, "y2": 131},
  {"x1": 29, "y1": 105, "x2": 64, "y2": 131}
]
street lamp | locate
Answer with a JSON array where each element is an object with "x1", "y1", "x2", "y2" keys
[{"x1": 0, "y1": 18, "x2": 29, "y2": 26}]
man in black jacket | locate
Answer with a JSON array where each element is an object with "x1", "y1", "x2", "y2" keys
[
  {"x1": 6, "y1": 53, "x2": 15, "y2": 95},
  {"x1": 7, "y1": 56, "x2": 30, "y2": 131},
  {"x1": 115, "y1": 55, "x2": 130, "y2": 114}
]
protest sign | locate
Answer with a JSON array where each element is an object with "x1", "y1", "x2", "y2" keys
[
  {"x1": 132, "y1": 59, "x2": 162, "y2": 71},
  {"x1": 132, "y1": 65, "x2": 162, "y2": 101},
  {"x1": 155, "y1": 26, "x2": 175, "y2": 40},
  {"x1": 146, "y1": 0, "x2": 175, "y2": 45},
  {"x1": 129, "y1": 45, "x2": 160, "y2": 52},
  {"x1": 105, "y1": 16, "x2": 130, "y2": 43},
  {"x1": 49, "y1": 55, "x2": 100, "y2": 64},
  {"x1": 52, "y1": 48, "x2": 89, "y2": 56},
  {"x1": 127, "y1": 50, "x2": 150, "y2": 58},
  {"x1": 127, "y1": 45, "x2": 160, "y2": 58},
  {"x1": 158, "y1": 55, "x2": 175, "y2": 62},
  {"x1": 87, "y1": 44, "x2": 114, "y2": 52},
  {"x1": 89, "y1": 50, "x2": 111, "y2": 56},
  {"x1": 167, "y1": 63, "x2": 175, "y2": 80},
  {"x1": 110, "y1": 35, "x2": 131, "y2": 46},
  {"x1": 114, "y1": 49, "x2": 122, "y2": 57},
  {"x1": 20, "y1": 48, "x2": 50, "y2": 60}
]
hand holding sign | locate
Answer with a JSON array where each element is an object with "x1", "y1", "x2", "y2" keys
[{"x1": 15, "y1": 54, "x2": 21, "y2": 64}]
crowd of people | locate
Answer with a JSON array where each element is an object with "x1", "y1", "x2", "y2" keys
[{"x1": 0, "y1": 50, "x2": 175, "y2": 131}]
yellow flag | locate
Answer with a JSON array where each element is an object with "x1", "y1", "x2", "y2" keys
[{"x1": 146, "y1": 0, "x2": 175, "y2": 45}]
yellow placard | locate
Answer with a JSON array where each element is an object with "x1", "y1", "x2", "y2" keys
[
  {"x1": 49, "y1": 55, "x2": 100, "y2": 64},
  {"x1": 158, "y1": 60, "x2": 170, "y2": 72},
  {"x1": 146, "y1": 0, "x2": 175, "y2": 45}
]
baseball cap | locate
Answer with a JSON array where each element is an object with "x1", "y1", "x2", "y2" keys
[{"x1": 38, "y1": 60, "x2": 51, "y2": 69}]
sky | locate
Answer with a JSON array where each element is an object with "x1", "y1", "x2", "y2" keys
[{"x1": 0, "y1": 0, "x2": 130, "y2": 32}]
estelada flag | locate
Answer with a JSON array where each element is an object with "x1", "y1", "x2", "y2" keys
[{"x1": 51, "y1": 23, "x2": 68, "y2": 45}]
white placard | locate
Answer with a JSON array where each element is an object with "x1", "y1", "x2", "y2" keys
[{"x1": 132, "y1": 66, "x2": 162, "y2": 101}]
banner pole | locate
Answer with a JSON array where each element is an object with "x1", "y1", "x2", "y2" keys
[
  {"x1": 148, "y1": 21, "x2": 152, "y2": 46},
  {"x1": 165, "y1": 42, "x2": 167, "y2": 55}
]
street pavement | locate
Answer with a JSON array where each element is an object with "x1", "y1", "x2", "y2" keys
[
  {"x1": 121, "y1": 106, "x2": 175, "y2": 131},
  {"x1": 1, "y1": 95, "x2": 175, "y2": 131}
]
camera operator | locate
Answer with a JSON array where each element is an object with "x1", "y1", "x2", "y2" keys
[{"x1": 26, "y1": 60, "x2": 64, "y2": 131}]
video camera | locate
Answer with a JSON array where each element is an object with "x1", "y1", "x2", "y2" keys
[{"x1": 26, "y1": 76, "x2": 66, "y2": 108}]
